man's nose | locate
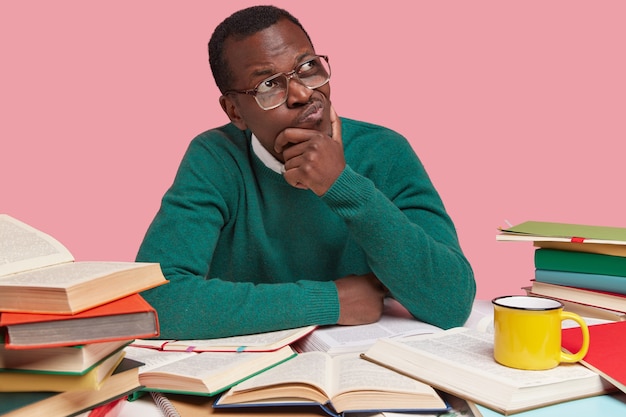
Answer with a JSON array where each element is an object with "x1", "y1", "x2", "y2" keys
[{"x1": 286, "y1": 77, "x2": 313, "y2": 107}]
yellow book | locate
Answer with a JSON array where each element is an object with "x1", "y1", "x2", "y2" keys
[{"x1": 0, "y1": 349, "x2": 125, "y2": 392}]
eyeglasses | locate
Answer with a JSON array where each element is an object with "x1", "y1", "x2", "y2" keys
[{"x1": 224, "y1": 55, "x2": 331, "y2": 110}]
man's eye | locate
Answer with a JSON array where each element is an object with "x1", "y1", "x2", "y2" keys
[
  {"x1": 257, "y1": 78, "x2": 281, "y2": 94},
  {"x1": 299, "y1": 59, "x2": 317, "y2": 74}
]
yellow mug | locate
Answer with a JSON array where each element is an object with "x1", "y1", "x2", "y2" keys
[{"x1": 492, "y1": 295, "x2": 589, "y2": 370}]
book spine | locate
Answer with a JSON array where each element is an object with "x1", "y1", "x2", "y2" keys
[
  {"x1": 534, "y1": 249, "x2": 626, "y2": 277},
  {"x1": 535, "y1": 269, "x2": 626, "y2": 295}
]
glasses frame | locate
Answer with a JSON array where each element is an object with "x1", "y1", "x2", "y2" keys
[{"x1": 224, "y1": 55, "x2": 330, "y2": 110}]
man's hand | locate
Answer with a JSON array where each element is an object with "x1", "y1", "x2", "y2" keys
[
  {"x1": 275, "y1": 106, "x2": 344, "y2": 196},
  {"x1": 334, "y1": 273, "x2": 387, "y2": 325}
]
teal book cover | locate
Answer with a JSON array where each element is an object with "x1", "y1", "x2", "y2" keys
[{"x1": 534, "y1": 269, "x2": 626, "y2": 295}]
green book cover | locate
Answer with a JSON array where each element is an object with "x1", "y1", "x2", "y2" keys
[
  {"x1": 535, "y1": 249, "x2": 626, "y2": 277},
  {"x1": 502, "y1": 221, "x2": 626, "y2": 242}
]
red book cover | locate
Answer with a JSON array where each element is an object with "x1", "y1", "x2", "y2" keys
[
  {"x1": 562, "y1": 321, "x2": 626, "y2": 393},
  {"x1": 1, "y1": 293, "x2": 160, "y2": 349}
]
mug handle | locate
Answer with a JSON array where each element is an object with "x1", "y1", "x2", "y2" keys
[{"x1": 560, "y1": 311, "x2": 590, "y2": 363}]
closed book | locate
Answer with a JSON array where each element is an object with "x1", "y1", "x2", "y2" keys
[
  {"x1": 535, "y1": 248, "x2": 626, "y2": 277},
  {"x1": 535, "y1": 269, "x2": 626, "y2": 295},
  {"x1": 0, "y1": 357, "x2": 142, "y2": 417},
  {"x1": 0, "y1": 338, "x2": 130, "y2": 374},
  {"x1": 534, "y1": 240, "x2": 626, "y2": 258},
  {"x1": 475, "y1": 393, "x2": 626, "y2": 417},
  {"x1": 1, "y1": 293, "x2": 159, "y2": 349},
  {"x1": 529, "y1": 281, "x2": 626, "y2": 313},
  {"x1": 497, "y1": 221, "x2": 626, "y2": 244},
  {"x1": 0, "y1": 214, "x2": 168, "y2": 314},
  {"x1": 522, "y1": 287, "x2": 626, "y2": 322},
  {"x1": 0, "y1": 349, "x2": 125, "y2": 392},
  {"x1": 563, "y1": 321, "x2": 626, "y2": 393}
]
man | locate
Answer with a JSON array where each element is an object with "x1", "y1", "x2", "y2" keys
[{"x1": 136, "y1": 5, "x2": 475, "y2": 339}]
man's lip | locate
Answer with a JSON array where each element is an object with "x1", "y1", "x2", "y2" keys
[{"x1": 295, "y1": 100, "x2": 324, "y2": 126}]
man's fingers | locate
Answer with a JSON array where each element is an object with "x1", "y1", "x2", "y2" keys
[
  {"x1": 330, "y1": 105, "x2": 342, "y2": 143},
  {"x1": 274, "y1": 128, "x2": 311, "y2": 154}
]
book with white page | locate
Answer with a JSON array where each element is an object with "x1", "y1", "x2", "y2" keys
[
  {"x1": 214, "y1": 351, "x2": 449, "y2": 416},
  {"x1": 131, "y1": 325, "x2": 316, "y2": 353},
  {"x1": 0, "y1": 214, "x2": 167, "y2": 314},
  {"x1": 293, "y1": 298, "x2": 442, "y2": 356},
  {"x1": 362, "y1": 327, "x2": 613, "y2": 415}
]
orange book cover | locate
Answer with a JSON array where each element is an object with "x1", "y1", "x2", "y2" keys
[
  {"x1": 1, "y1": 293, "x2": 160, "y2": 349},
  {"x1": 562, "y1": 321, "x2": 626, "y2": 393}
]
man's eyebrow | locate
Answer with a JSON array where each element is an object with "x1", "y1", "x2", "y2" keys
[
  {"x1": 250, "y1": 67, "x2": 276, "y2": 79},
  {"x1": 249, "y1": 53, "x2": 315, "y2": 79}
]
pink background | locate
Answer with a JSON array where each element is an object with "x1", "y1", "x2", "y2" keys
[{"x1": 2, "y1": 1, "x2": 625, "y2": 301}]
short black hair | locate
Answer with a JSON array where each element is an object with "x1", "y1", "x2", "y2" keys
[{"x1": 208, "y1": 5, "x2": 313, "y2": 93}]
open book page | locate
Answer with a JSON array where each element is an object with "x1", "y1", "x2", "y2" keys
[
  {"x1": 123, "y1": 345, "x2": 296, "y2": 395},
  {"x1": 347, "y1": 392, "x2": 480, "y2": 417},
  {"x1": 220, "y1": 351, "x2": 445, "y2": 412},
  {"x1": 396, "y1": 328, "x2": 602, "y2": 389},
  {"x1": 132, "y1": 326, "x2": 316, "y2": 352},
  {"x1": 225, "y1": 351, "x2": 331, "y2": 403},
  {"x1": 330, "y1": 353, "x2": 437, "y2": 399},
  {"x1": 0, "y1": 262, "x2": 148, "y2": 287},
  {"x1": 294, "y1": 298, "x2": 442, "y2": 355},
  {"x1": 0, "y1": 214, "x2": 74, "y2": 277},
  {"x1": 363, "y1": 327, "x2": 610, "y2": 414}
]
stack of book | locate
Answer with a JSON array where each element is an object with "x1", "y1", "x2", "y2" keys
[
  {"x1": 0, "y1": 214, "x2": 168, "y2": 416},
  {"x1": 497, "y1": 220, "x2": 626, "y2": 322}
]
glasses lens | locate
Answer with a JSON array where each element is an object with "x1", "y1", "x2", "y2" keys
[
  {"x1": 255, "y1": 74, "x2": 288, "y2": 110},
  {"x1": 298, "y1": 56, "x2": 331, "y2": 89}
]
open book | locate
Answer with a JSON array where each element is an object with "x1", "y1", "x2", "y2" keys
[
  {"x1": 362, "y1": 327, "x2": 614, "y2": 415},
  {"x1": 0, "y1": 214, "x2": 167, "y2": 314},
  {"x1": 214, "y1": 351, "x2": 448, "y2": 416},
  {"x1": 122, "y1": 345, "x2": 296, "y2": 397},
  {"x1": 293, "y1": 298, "x2": 442, "y2": 356},
  {"x1": 132, "y1": 325, "x2": 316, "y2": 353}
]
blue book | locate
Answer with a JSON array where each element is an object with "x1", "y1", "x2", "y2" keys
[
  {"x1": 475, "y1": 393, "x2": 626, "y2": 416},
  {"x1": 535, "y1": 269, "x2": 626, "y2": 295}
]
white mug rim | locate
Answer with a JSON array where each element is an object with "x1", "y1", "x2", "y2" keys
[{"x1": 492, "y1": 295, "x2": 563, "y2": 311}]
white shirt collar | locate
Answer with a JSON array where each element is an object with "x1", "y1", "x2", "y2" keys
[{"x1": 251, "y1": 133, "x2": 285, "y2": 174}]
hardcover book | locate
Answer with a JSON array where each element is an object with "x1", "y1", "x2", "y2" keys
[
  {"x1": 0, "y1": 357, "x2": 142, "y2": 417},
  {"x1": 0, "y1": 349, "x2": 125, "y2": 392},
  {"x1": 534, "y1": 269, "x2": 626, "y2": 295},
  {"x1": 563, "y1": 321, "x2": 626, "y2": 394},
  {"x1": 529, "y1": 281, "x2": 626, "y2": 313},
  {"x1": 0, "y1": 214, "x2": 168, "y2": 314},
  {"x1": 535, "y1": 248, "x2": 626, "y2": 278},
  {"x1": 1, "y1": 293, "x2": 159, "y2": 349},
  {"x1": 0, "y1": 338, "x2": 130, "y2": 374},
  {"x1": 497, "y1": 221, "x2": 626, "y2": 245}
]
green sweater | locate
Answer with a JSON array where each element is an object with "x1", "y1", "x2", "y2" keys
[{"x1": 136, "y1": 118, "x2": 475, "y2": 339}]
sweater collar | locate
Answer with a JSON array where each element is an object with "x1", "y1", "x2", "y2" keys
[{"x1": 251, "y1": 133, "x2": 285, "y2": 175}]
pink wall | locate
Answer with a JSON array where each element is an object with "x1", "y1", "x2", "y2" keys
[{"x1": 2, "y1": 1, "x2": 625, "y2": 300}]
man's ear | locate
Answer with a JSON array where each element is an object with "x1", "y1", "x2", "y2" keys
[{"x1": 219, "y1": 95, "x2": 248, "y2": 131}]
